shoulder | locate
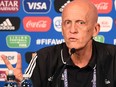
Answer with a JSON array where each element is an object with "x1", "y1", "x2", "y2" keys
[
  {"x1": 35, "y1": 43, "x2": 66, "y2": 67},
  {"x1": 25, "y1": 43, "x2": 66, "y2": 63},
  {"x1": 35, "y1": 43, "x2": 67, "y2": 61},
  {"x1": 93, "y1": 40, "x2": 116, "y2": 56},
  {"x1": 36, "y1": 43, "x2": 64, "y2": 55},
  {"x1": 94, "y1": 41, "x2": 116, "y2": 51}
]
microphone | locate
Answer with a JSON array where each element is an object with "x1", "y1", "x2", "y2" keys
[
  {"x1": 65, "y1": 48, "x2": 76, "y2": 64},
  {"x1": 51, "y1": 48, "x2": 76, "y2": 87},
  {"x1": 70, "y1": 48, "x2": 76, "y2": 55}
]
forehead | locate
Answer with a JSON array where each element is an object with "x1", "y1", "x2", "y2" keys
[
  {"x1": 62, "y1": 6, "x2": 89, "y2": 21},
  {"x1": 63, "y1": 1, "x2": 90, "y2": 12},
  {"x1": 62, "y1": 0, "x2": 97, "y2": 21}
]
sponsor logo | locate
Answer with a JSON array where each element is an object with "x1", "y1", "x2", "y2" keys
[
  {"x1": 114, "y1": 0, "x2": 116, "y2": 10},
  {"x1": 54, "y1": 0, "x2": 73, "y2": 13},
  {"x1": 0, "y1": 17, "x2": 20, "y2": 31},
  {"x1": 23, "y1": 16, "x2": 51, "y2": 32},
  {"x1": 0, "y1": 69, "x2": 8, "y2": 81},
  {"x1": 93, "y1": 35, "x2": 105, "y2": 43},
  {"x1": 0, "y1": 51, "x2": 18, "y2": 65},
  {"x1": 0, "y1": 0, "x2": 20, "y2": 13},
  {"x1": 53, "y1": 16, "x2": 62, "y2": 32},
  {"x1": 114, "y1": 39, "x2": 116, "y2": 45},
  {"x1": 36, "y1": 38, "x2": 65, "y2": 45},
  {"x1": 98, "y1": 17, "x2": 113, "y2": 32},
  {"x1": 6, "y1": 35, "x2": 31, "y2": 48},
  {"x1": 90, "y1": 0, "x2": 112, "y2": 14},
  {"x1": 22, "y1": 0, "x2": 51, "y2": 14}
]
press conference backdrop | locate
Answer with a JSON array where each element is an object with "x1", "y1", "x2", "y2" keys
[{"x1": 0, "y1": 0, "x2": 116, "y2": 86}]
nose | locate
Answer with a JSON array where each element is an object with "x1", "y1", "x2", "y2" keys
[{"x1": 70, "y1": 23, "x2": 78, "y2": 33}]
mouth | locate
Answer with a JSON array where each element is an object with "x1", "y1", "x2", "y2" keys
[{"x1": 69, "y1": 38, "x2": 77, "y2": 42}]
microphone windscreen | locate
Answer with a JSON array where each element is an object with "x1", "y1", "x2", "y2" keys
[{"x1": 70, "y1": 48, "x2": 76, "y2": 54}]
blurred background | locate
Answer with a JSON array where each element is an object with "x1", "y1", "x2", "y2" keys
[{"x1": 0, "y1": 0, "x2": 116, "y2": 86}]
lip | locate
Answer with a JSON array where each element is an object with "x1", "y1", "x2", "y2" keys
[{"x1": 69, "y1": 38, "x2": 77, "y2": 41}]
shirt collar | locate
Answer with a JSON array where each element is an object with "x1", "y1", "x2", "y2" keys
[{"x1": 62, "y1": 42, "x2": 96, "y2": 69}]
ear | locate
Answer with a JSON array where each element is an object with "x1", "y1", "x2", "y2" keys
[{"x1": 93, "y1": 23, "x2": 100, "y2": 37}]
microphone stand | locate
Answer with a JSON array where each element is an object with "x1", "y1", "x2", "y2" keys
[{"x1": 51, "y1": 48, "x2": 76, "y2": 87}]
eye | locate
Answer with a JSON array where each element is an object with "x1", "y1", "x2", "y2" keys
[
  {"x1": 76, "y1": 20, "x2": 86, "y2": 25},
  {"x1": 80, "y1": 21, "x2": 85, "y2": 24},
  {"x1": 63, "y1": 20, "x2": 71, "y2": 28},
  {"x1": 65, "y1": 20, "x2": 71, "y2": 25},
  {"x1": 79, "y1": 21, "x2": 85, "y2": 24}
]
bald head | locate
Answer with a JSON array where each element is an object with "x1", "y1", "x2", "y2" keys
[
  {"x1": 61, "y1": 0, "x2": 100, "y2": 51},
  {"x1": 62, "y1": 0, "x2": 98, "y2": 24}
]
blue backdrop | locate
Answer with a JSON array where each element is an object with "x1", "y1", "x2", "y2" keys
[{"x1": 0, "y1": 0, "x2": 116, "y2": 86}]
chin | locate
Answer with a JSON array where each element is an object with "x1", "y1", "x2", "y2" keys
[
  {"x1": 67, "y1": 45, "x2": 77, "y2": 49},
  {"x1": 66, "y1": 42, "x2": 81, "y2": 48},
  {"x1": 68, "y1": 45, "x2": 83, "y2": 50}
]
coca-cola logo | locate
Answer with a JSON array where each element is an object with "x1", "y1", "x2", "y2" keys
[
  {"x1": 23, "y1": 16, "x2": 51, "y2": 32},
  {"x1": 90, "y1": 0, "x2": 112, "y2": 14},
  {"x1": 26, "y1": 20, "x2": 47, "y2": 28},
  {"x1": 95, "y1": 2, "x2": 108, "y2": 10}
]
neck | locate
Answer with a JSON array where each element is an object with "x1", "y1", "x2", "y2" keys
[{"x1": 71, "y1": 41, "x2": 93, "y2": 68}]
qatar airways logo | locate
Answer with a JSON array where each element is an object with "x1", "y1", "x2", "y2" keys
[
  {"x1": 22, "y1": 0, "x2": 51, "y2": 14},
  {"x1": 98, "y1": 17, "x2": 113, "y2": 32},
  {"x1": 0, "y1": 0, "x2": 20, "y2": 13},
  {"x1": 23, "y1": 16, "x2": 51, "y2": 32},
  {"x1": 90, "y1": 0, "x2": 112, "y2": 14}
]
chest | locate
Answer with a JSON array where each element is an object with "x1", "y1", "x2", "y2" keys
[{"x1": 62, "y1": 66, "x2": 94, "y2": 87}]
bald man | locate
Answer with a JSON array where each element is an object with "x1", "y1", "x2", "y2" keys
[{"x1": 1, "y1": 0, "x2": 116, "y2": 87}]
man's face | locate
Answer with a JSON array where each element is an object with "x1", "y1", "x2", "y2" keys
[{"x1": 62, "y1": 5, "x2": 97, "y2": 50}]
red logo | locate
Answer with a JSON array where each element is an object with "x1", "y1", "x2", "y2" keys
[
  {"x1": 0, "y1": 0, "x2": 20, "y2": 13},
  {"x1": 23, "y1": 16, "x2": 51, "y2": 32},
  {"x1": 90, "y1": 0, "x2": 112, "y2": 14},
  {"x1": 0, "y1": 70, "x2": 6, "y2": 81}
]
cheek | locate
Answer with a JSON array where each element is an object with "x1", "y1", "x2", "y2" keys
[
  {"x1": 80, "y1": 31, "x2": 92, "y2": 40},
  {"x1": 87, "y1": 28, "x2": 92, "y2": 33},
  {"x1": 87, "y1": 29, "x2": 94, "y2": 37},
  {"x1": 84, "y1": 28, "x2": 93, "y2": 36},
  {"x1": 87, "y1": 29, "x2": 90, "y2": 32}
]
